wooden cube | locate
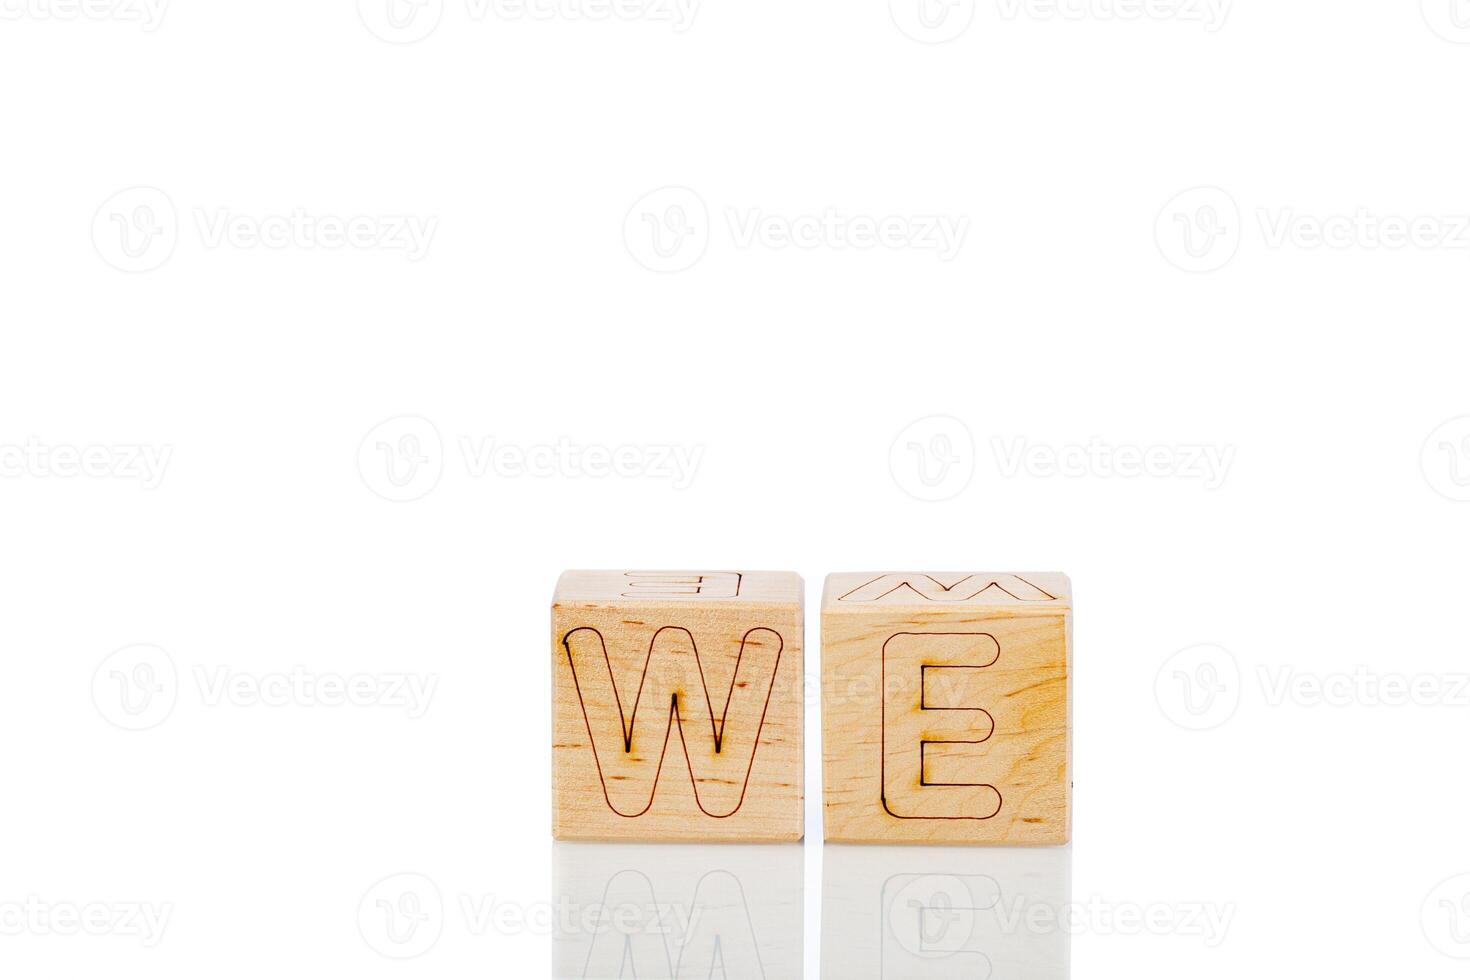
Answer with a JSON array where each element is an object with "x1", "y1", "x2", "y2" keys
[
  {"x1": 821, "y1": 572, "x2": 1071, "y2": 845},
  {"x1": 552, "y1": 571, "x2": 804, "y2": 842}
]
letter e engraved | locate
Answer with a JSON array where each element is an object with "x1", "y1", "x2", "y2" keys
[
  {"x1": 882, "y1": 632, "x2": 1003, "y2": 820},
  {"x1": 562, "y1": 625, "x2": 782, "y2": 818},
  {"x1": 621, "y1": 571, "x2": 742, "y2": 598}
]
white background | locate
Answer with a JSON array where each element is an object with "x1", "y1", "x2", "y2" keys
[{"x1": 3, "y1": 0, "x2": 1470, "y2": 976}]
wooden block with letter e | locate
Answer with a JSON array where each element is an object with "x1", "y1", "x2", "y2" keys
[
  {"x1": 552, "y1": 570, "x2": 804, "y2": 842},
  {"x1": 822, "y1": 572, "x2": 1071, "y2": 845}
]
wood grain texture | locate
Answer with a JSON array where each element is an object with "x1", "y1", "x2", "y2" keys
[
  {"x1": 821, "y1": 572, "x2": 1071, "y2": 845},
  {"x1": 552, "y1": 570, "x2": 804, "y2": 842}
]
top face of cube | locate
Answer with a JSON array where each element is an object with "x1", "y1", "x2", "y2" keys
[
  {"x1": 822, "y1": 572, "x2": 1070, "y2": 612},
  {"x1": 554, "y1": 570, "x2": 803, "y2": 609}
]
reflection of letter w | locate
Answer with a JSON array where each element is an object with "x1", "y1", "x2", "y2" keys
[{"x1": 562, "y1": 626, "x2": 784, "y2": 819}]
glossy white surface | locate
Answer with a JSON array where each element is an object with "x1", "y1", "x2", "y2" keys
[{"x1": 4, "y1": 3, "x2": 1469, "y2": 977}]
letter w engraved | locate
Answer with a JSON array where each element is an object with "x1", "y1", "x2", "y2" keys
[
  {"x1": 561, "y1": 625, "x2": 784, "y2": 819},
  {"x1": 839, "y1": 573, "x2": 1057, "y2": 603}
]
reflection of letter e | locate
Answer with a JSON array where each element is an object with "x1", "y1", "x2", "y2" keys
[{"x1": 882, "y1": 632, "x2": 1003, "y2": 820}]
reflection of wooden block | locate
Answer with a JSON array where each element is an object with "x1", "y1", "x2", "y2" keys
[
  {"x1": 552, "y1": 571, "x2": 803, "y2": 842},
  {"x1": 554, "y1": 842, "x2": 803, "y2": 978},
  {"x1": 822, "y1": 843, "x2": 1070, "y2": 977},
  {"x1": 822, "y1": 573, "x2": 1071, "y2": 845}
]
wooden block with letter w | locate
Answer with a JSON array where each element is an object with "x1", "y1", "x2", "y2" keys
[
  {"x1": 822, "y1": 572, "x2": 1071, "y2": 845},
  {"x1": 552, "y1": 570, "x2": 804, "y2": 842}
]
